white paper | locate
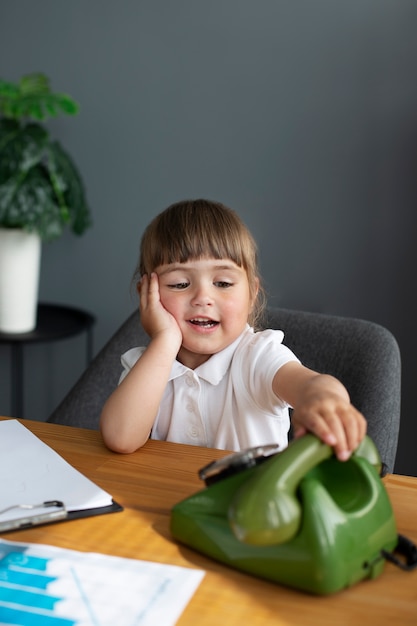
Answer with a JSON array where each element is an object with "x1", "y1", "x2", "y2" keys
[
  {"x1": 0, "y1": 538, "x2": 205, "y2": 626},
  {"x1": 0, "y1": 420, "x2": 114, "y2": 526}
]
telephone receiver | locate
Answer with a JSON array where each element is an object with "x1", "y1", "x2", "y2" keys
[
  {"x1": 171, "y1": 434, "x2": 398, "y2": 594},
  {"x1": 229, "y1": 434, "x2": 381, "y2": 546}
]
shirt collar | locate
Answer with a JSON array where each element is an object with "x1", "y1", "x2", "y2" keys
[{"x1": 169, "y1": 325, "x2": 253, "y2": 385}]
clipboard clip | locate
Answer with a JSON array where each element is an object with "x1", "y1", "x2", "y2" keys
[{"x1": 0, "y1": 500, "x2": 68, "y2": 532}]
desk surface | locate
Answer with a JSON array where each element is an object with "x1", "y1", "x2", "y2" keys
[{"x1": 1, "y1": 418, "x2": 416, "y2": 625}]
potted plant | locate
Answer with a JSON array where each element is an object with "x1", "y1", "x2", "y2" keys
[{"x1": 0, "y1": 73, "x2": 92, "y2": 333}]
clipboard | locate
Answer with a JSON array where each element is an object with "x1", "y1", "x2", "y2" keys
[
  {"x1": 0, "y1": 420, "x2": 123, "y2": 532},
  {"x1": 0, "y1": 499, "x2": 123, "y2": 533}
]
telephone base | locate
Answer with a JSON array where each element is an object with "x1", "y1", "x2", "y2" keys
[{"x1": 171, "y1": 436, "x2": 397, "y2": 594}]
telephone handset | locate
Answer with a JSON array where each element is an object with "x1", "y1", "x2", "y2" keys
[
  {"x1": 198, "y1": 443, "x2": 279, "y2": 486},
  {"x1": 229, "y1": 434, "x2": 380, "y2": 546},
  {"x1": 171, "y1": 434, "x2": 399, "y2": 594}
]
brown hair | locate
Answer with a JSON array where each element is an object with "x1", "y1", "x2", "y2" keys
[{"x1": 135, "y1": 199, "x2": 266, "y2": 327}]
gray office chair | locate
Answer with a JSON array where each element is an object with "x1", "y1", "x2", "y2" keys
[{"x1": 48, "y1": 307, "x2": 401, "y2": 473}]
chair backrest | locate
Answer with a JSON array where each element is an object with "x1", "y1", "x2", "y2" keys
[
  {"x1": 48, "y1": 306, "x2": 401, "y2": 473},
  {"x1": 262, "y1": 308, "x2": 401, "y2": 473},
  {"x1": 48, "y1": 310, "x2": 146, "y2": 431}
]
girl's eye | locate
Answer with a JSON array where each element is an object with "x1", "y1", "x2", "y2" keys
[
  {"x1": 168, "y1": 282, "x2": 189, "y2": 289},
  {"x1": 215, "y1": 281, "x2": 233, "y2": 288}
]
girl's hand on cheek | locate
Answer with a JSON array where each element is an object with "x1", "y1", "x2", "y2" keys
[{"x1": 138, "y1": 273, "x2": 182, "y2": 347}]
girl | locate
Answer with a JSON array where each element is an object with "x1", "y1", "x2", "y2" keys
[{"x1": 100, "y1": 199, "x2": 366, "y2": 460}]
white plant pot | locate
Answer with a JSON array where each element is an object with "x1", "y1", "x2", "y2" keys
[{"x1": 0, "y1": 228, "x2": 41, "y2": 333}]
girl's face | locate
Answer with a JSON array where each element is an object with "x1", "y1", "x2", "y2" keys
[{"x1": 155, "y1": 257, "x2": 258, "y2": 369}]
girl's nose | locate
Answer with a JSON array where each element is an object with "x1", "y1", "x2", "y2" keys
[{"x1": 190, "y1": 284, "x2": 213, "y2": 306}]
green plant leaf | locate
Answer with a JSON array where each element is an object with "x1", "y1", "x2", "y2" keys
[
  {"x1": 0, "y1": 166, "x2": 64, "y2": 239},
  {"x1": 0, "y1": 73, "x2": 79, "y2": 121},
  {"x1": 46, "y1": 140, "x2": 92, "y2": 235},
  {"x1": 19, "y1": 73, "x2": 50, "y2": 94},
  {"x1": 0, "y1": 73, "x2": 91, "y2": 240},
  {"x1": 0, "y1": 121, "x2": 49, "y2": 181}
]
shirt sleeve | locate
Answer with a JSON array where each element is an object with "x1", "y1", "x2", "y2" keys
[
  {"x1": 237, "y1": 329, "x2": 300, "y2": 412},
  {"x1": 119, "y1": 347, "x2": 146, "y2": 383}
]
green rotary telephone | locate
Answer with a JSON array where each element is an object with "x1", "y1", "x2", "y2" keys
[{"x1": 170, "y1": 434, "x2": 398, "y2": 594}]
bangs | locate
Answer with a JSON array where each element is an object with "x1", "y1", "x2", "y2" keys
[{"x1": 139, "y1": 200, "x2": 256, "y2": 275}]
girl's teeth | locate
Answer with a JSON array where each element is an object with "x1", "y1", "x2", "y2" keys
[{"x1": 191, "y1": 319, "x2": 216, "y2": 327}]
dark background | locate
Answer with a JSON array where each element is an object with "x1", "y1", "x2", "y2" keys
[{"x1": 1, "y1": 1, "x2": 416, "y2": 475}]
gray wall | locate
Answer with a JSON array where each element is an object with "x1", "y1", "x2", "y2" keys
[{"x1": 1, "y1": 1, "x2": 416, "y2": 475}]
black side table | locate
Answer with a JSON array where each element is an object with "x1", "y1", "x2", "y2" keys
[{"x1": 0, "y1": 303, "x2": 96, "y2": 418}]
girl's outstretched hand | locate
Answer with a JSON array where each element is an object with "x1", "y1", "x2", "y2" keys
[
  {"x1": 273, "y1": 362, "x2": 367, "y2": 461},
  {"x1": 290, "y1": 387, "x2": 367, "y2": 461}
]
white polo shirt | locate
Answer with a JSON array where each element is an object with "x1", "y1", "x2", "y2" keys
[{"x1": 119, "y1": 325, "x2": 300, "y2": 452}]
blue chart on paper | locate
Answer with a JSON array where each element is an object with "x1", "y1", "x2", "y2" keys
[
  {"x1": 0, "y1": 544, "x2": 75, "y2": 625},
  {"x1": 0, "y1": 539, "x2": 204, "y2": 626}
]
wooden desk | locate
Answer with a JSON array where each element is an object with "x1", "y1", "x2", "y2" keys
[{"x1": 1, "y1": 418, "x2": 416, "y2": 625}]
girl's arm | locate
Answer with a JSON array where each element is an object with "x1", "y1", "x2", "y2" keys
[
  {"x1": 272, "y1": 361, "x2": 367, "y2": 461},
  {"x1": 100, "y1": 274, "x2": 182, "y2": 453}
]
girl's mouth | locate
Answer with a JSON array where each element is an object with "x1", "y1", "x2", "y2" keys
[{"x1": 189, "y1": 318, "x2": 219, "y2": 328}]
